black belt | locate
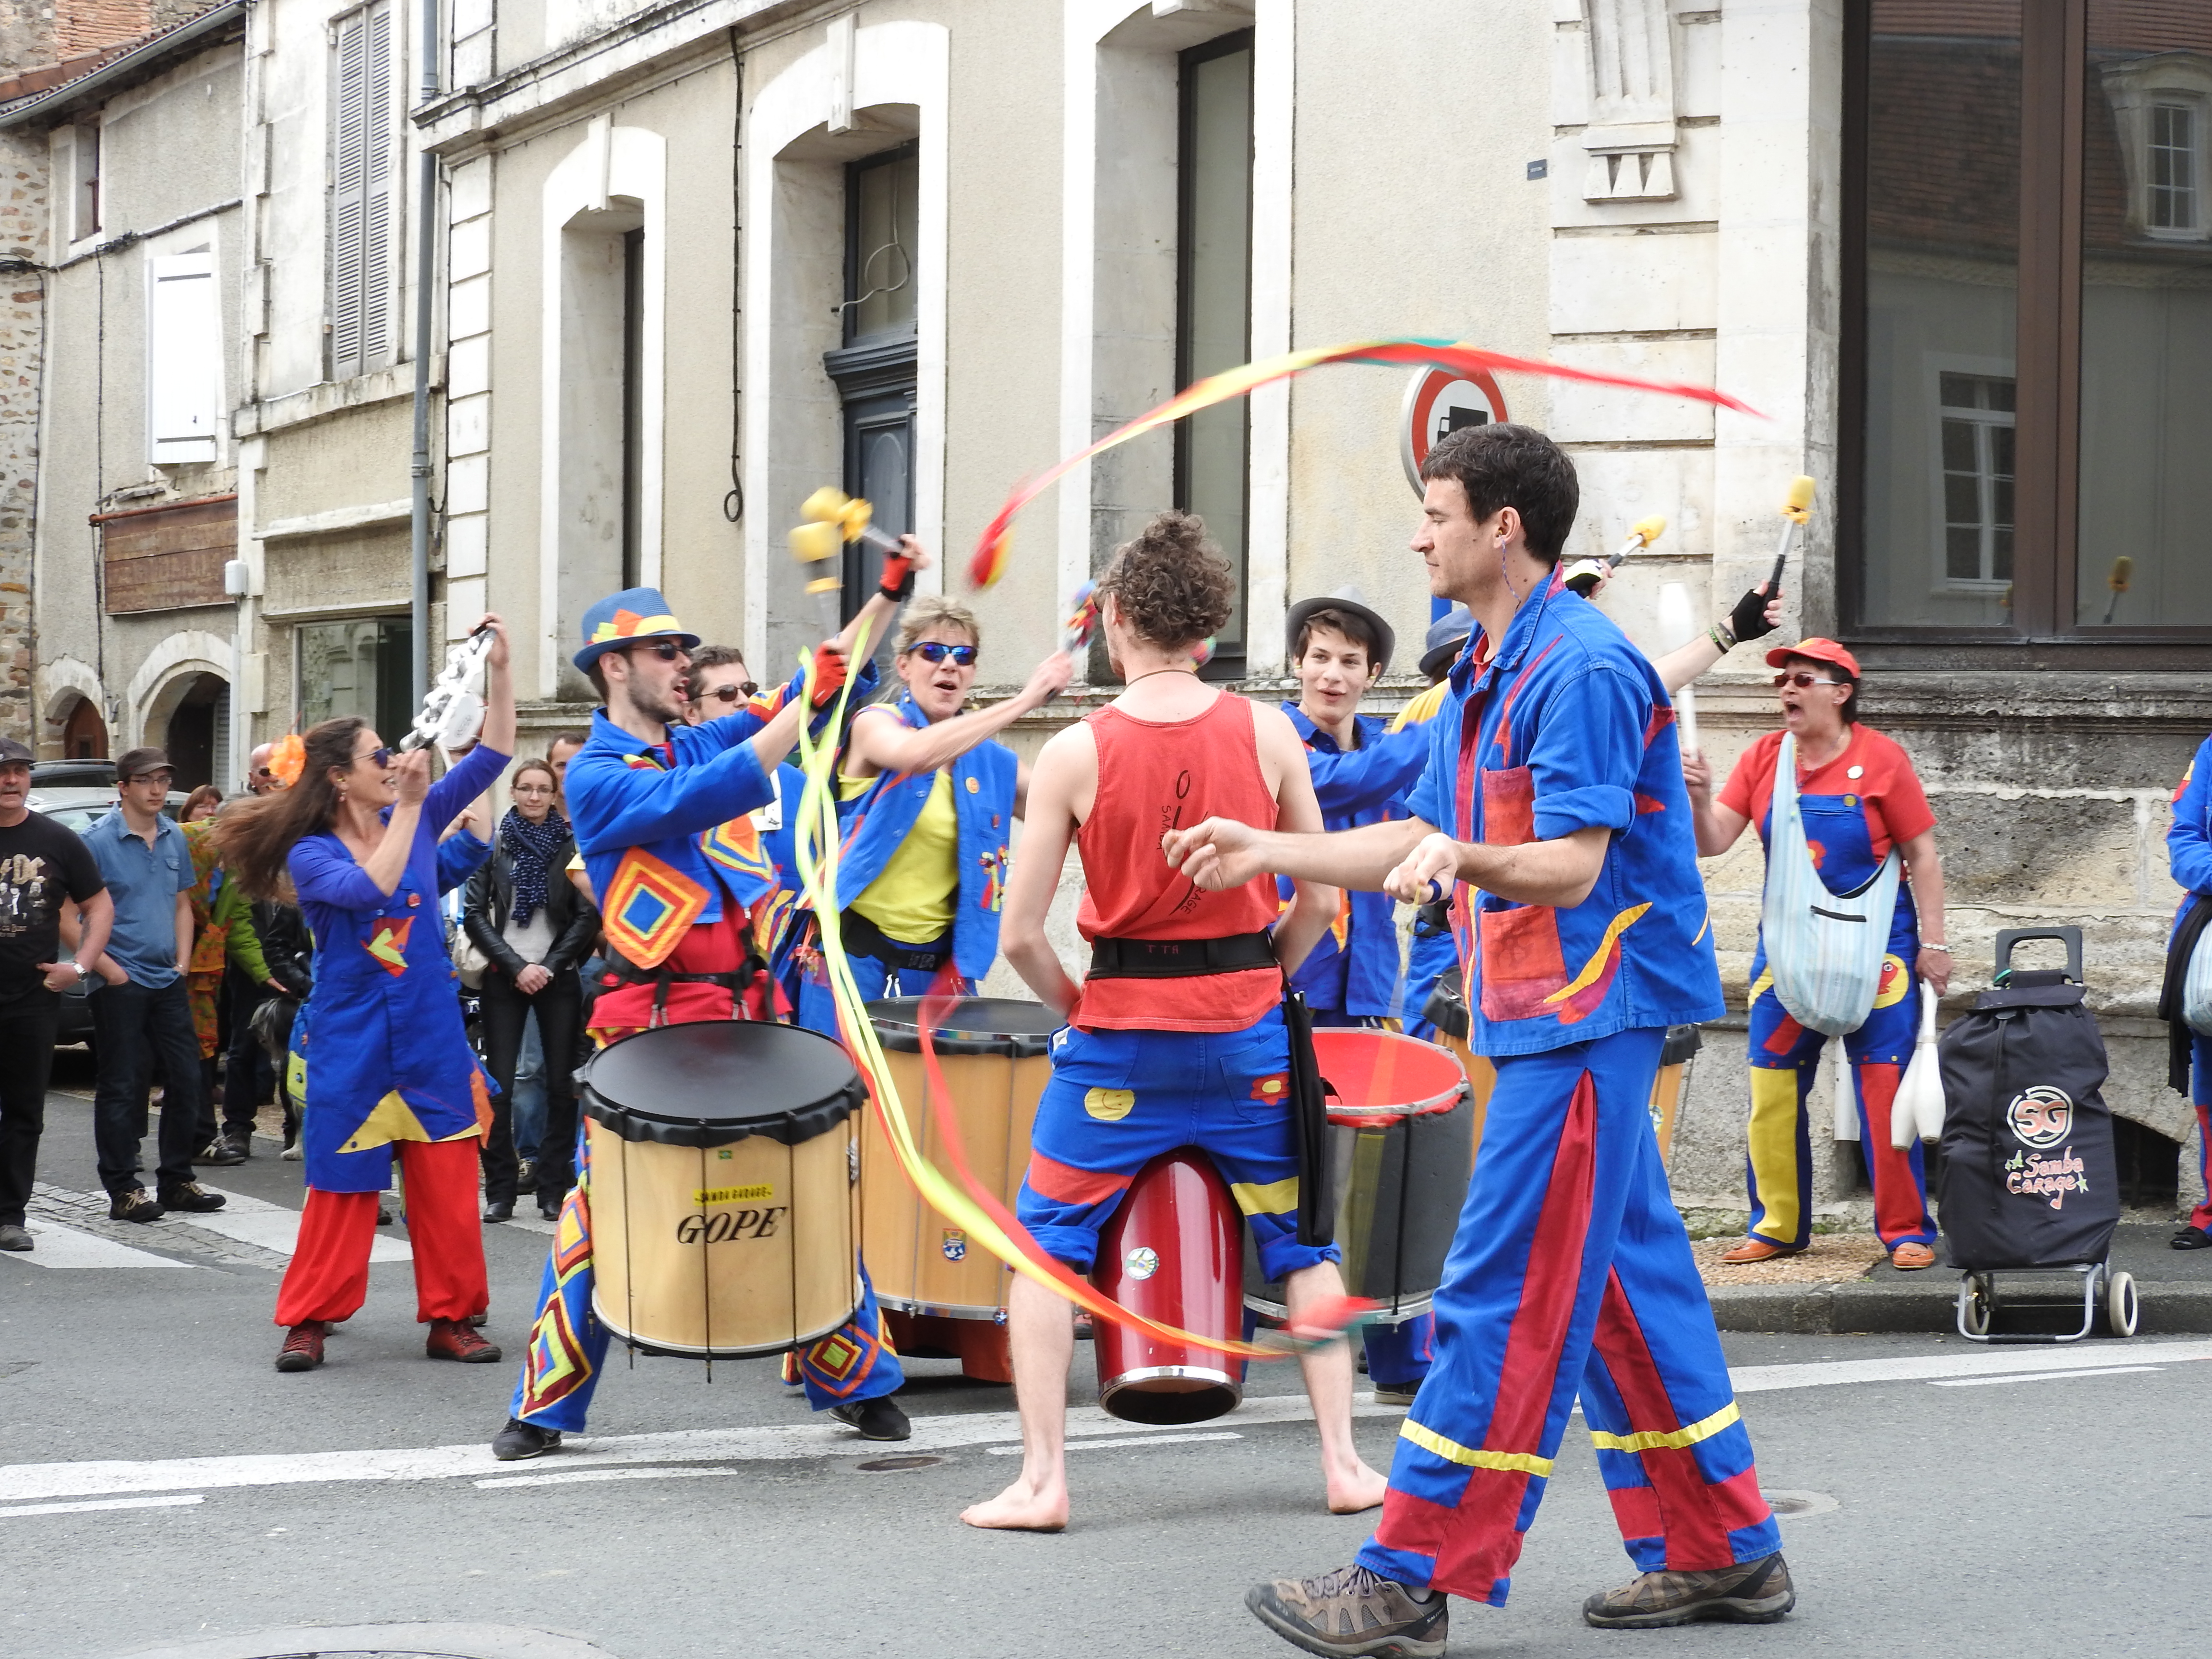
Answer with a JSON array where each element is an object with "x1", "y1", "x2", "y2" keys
[
  {"x1": 1087, "y1": 930, "x2": 1276, "y2": 980},
  {"x1": 599, "y1": 944, "x2": 762, "y2": 1020},
  {"x1": 838, "y1": 910, "x2": 952, "y2": 974}
]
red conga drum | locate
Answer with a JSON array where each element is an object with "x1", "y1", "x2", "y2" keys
[{"x1": 1092, "y1": 1150, "x2": 1243, "y2": 1424}]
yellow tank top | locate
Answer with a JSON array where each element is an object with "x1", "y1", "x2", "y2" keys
[{"x1": 840, "y1": 768, "x2": 958, "y2": 944}]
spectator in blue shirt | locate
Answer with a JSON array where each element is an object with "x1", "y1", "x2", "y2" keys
[{"x1": 80, "y1": 747, "x2": 227, "y2": 1223}]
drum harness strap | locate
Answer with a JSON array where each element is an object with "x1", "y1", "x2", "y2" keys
[
  {"x1": 838, "y1": 909, "x2": 953, "y2": 975},
  {"x1": 1086, "y1": 929, "x2": 1277, "y2": 979},
  {"x1": 599, "y1": 942, "x2": 766, "y2": 1023}
]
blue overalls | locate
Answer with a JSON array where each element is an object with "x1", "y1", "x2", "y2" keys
[
  {"x1": 1354, "y1": 577, "x2": 1779, "y2": 1607},
  {"x1": 2165, "y1": 735, "x2": 2212, "y2": 1237},
  {"x1": 792, "y1": 695, "x2": 1017, "y2": 1036},
  {"x1": 1742, "y1": 734, "x2": 1933, "y2": 1252}
]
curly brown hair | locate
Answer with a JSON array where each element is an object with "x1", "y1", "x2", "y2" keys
[{"x1": 1097, "y1": 511, "x2": 1233, "y2": 651}]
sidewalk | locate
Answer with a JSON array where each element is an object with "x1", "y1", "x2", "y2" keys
[{"x1": 1705, "y1": 1223, "x2": 2212, "y2": 1334}]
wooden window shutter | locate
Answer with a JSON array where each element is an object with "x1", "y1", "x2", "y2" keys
[
  {"x1": 146, "y1": 252, "x2": 220, "y2": 464},
  {"x1": 328, "y1": 3, "x2": 392, "y2": 382}
]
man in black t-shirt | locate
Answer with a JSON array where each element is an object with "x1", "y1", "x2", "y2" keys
[{"x1": 0, "y1": 738, "x2": 113, "y2": 1251}]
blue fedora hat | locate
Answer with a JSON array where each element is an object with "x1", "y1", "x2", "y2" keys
[{"x1": 572, "y1": 587, "x2": 702, "y2": 673}]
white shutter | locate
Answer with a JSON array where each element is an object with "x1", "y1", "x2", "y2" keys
[
  {"x1": 147, "y1": 252, "x2": 220, "y2": 464},
  {"x1": 329, "y1": 1, "x2": 393, "y2": 382}
]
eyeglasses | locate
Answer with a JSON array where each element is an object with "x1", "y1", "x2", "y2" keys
[
  {"x1": 1772, "y1": 672, "x2": 1844, "y2": 691},
  {"x1": 125, "y1": 771, "x2": 174, "y2": 787},
  {"x1": 692, "y1": 681, "x2": 759, "y2": 706},
  {"x1": 912, "y1": 642, "x2": 978, "y2": 666},
  {"x1": 630, "y1": 639, "x2": 685, "y2": 662},
  {"x1": 357, "y1": 746, "x2": 393, "y2": 769}
]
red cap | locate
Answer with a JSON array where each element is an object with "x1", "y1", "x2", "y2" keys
[{"x1": 1764, "y1": 636, "x2": 1860, "y2": 680}]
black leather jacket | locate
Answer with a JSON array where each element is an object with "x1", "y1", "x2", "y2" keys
[
  {"x1": 461, "y1": 835, "x2": 599, "y2": 984},
  {"x1": 252, "y1": 899, "x2": 314, "y2": 999}
]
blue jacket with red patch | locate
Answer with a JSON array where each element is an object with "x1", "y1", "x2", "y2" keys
[{"x1": 1406, "y1": 577, "x2": 1722, "y2": 1057}]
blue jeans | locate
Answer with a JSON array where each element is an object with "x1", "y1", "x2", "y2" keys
[{"x1": 511, "y1": 1012, "x2": 546, "y2": 1162}]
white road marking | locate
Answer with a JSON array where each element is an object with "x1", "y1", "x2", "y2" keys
[
  {"x1": 0, "y1": 1494, "x2": 204, "y2": 1517},
  {"x1": 195, "y1": 1187, "x2": 411, "y2": 1263},
  {"x1": 474, "y1": 1467, "x2": 735, "y2": 1489},
  {"x1": 1928, "y1": 1364, "x2": 2164, "y2": 1387},
  {"x1": 9, "y1": 1341, "x2": 2208, "y2": 1506},
  {"x1": 987, "y1": 1432, "x2": 1240, "y2": 1455},
  {"x1": 7, "y1": 1223, "x2": 199, "y2": 1271}
]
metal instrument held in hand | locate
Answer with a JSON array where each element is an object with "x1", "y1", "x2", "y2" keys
[{"x1": 401, "y1": 625, "x2": 494, "y2": 753}]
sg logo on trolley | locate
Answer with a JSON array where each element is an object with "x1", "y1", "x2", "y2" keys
[{"x1": 2006, "y1": 1085, "x2": 2074, "y2": 1150}]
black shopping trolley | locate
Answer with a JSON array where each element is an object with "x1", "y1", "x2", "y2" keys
[{"x1": 1935, "y1": 927, "x2": 2138, "y2": 1342}]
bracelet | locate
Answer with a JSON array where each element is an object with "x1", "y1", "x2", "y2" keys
[
  {"x1": 1922, "y1": 942, "x2": 1951, "y2": 953},
  {"x1": 1707, "y1": 622, "x2": 1737, "y2": 654}
]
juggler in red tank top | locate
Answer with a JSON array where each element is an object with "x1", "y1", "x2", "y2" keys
[{"x1": 1074, "y1": 693, "x2": 1281, "y2": 1032}]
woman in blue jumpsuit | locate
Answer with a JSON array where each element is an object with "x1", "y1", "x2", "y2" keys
[{"x1": 220, "y1": 617, "x2": 515, "y2": 1373}]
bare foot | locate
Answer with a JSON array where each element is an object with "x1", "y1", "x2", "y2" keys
[
  {"x1": 1326, "y1": 1457, "x2": 1389, "y2": 1515},
  {"x1": 960, "y1": 1475, "x2": 1070, "y2": 1532}
]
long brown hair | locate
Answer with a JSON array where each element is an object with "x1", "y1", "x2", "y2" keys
[{"x1": 215, "y1": 717, "x2": 366, "y2": 900}]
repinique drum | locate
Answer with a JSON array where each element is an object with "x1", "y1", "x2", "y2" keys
[
  {"x1": 1093, "y1": 1151, "x2": 1244, "y2": 1425},
  {"x1": 1246, "y1": 1026, "x2": 1471, "y2": 1325},
  {"x1": 581, "y1": 1020, "x2": 866, "y2": 1359},
  {"x1": 861, "y1": 997, "x2": 1058, "y2": 1382}
]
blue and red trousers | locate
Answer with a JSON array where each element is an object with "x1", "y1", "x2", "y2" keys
[{"x1": 1356, "y1": 1027, "x2": 1779, "y2": 1605}]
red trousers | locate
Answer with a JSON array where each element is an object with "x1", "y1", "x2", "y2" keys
[{"x1": 273, "y1": 1137, "x2": 488, "y2": 1326}]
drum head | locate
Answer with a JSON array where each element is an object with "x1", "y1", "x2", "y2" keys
[
  {"x1": 582, "y1": 1021, "x2": 865, "y2": 1148},
  {"x1": 1313, "y1": 1027, "x2": 1467, "y2": 1121},
  {"x1": 866, "y1": 997, "x2": 1060, "y2": 1058}
]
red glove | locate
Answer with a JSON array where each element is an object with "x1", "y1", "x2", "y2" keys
[
  {"x1": 877, "y1": 549, "x2": 915, "y2": 602},
  {"x1": 809, "y1": 641, "x2": 851, "y2": 710}
]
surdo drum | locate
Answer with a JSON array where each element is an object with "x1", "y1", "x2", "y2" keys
[
  {"x1": 1245, "y1": 1027, "x2": 1473, "y2": 1327},
  {"x1": 1092, "y1": 1150, "x2": 1246, "y2": 1425},
  {"x1": 580, "y1": 1021, "x2": 866, "y2": 1358}
]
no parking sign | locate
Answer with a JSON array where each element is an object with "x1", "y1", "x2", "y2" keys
[{"x1": 1400, "y1": 366, "x2": 1508, "y2": 496}]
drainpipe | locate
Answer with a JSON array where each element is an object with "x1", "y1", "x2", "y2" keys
[{"x1": 408, "y1": 0, "x2": 441, "y2": 706}]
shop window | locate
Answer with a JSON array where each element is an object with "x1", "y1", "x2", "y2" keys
[
  {"x1": 1845, "y1": 0, "x2": 2212, "y2": 648},
  {"x1": 298, "y1": 616, "x2": 412, "y2": 746}
]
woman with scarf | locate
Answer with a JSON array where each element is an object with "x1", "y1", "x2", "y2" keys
[
  {"x1": 792, "y1": 596, "x2": 1070, "y2": 1034},
  {"x1": 462, "y1": 757, "x2": 598, "y2": 1222}
]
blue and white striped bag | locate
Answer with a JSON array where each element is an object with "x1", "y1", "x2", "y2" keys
[{"x1": 1762, "y1": 733, "x2": 1901, "y2": 1037}]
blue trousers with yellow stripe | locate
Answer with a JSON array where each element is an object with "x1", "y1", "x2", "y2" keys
[
  {"x1": 510, "y1": 1121, "x2": 902, "y2": 1431},
  {"x1": 1356, "y1": 1028, "x2": 1778, "y2": 1605},
  {"x1": 1744, "y1": 939, "x2": 1934, "y2": 1251}
]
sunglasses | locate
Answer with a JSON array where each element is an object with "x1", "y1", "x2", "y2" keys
[
  {"x1": 629, "y1": 639, "x2": 685, "y2": 662},
  {"x1": 357, "y1": 746, "x2": 393, "y2": 769},
  {"x1": 912, "y1": 642, "x2": 978, "y2": 666},
  {"x1": 1772, "y1": 672, "x2": 1844, "y2": 690},
  {"x1": 692, "y1": 681, "x2": 759, "y2": 706}
]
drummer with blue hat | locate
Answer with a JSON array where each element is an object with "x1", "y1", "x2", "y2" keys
[{"x1": 495, "y1": 545, "x2": 928, "y2": 1461}]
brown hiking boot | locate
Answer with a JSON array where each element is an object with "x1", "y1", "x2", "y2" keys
[
  {"x1": 1246, "y1": 1565, "x2": 1447, "y2": 1658},
  {"x1": 275, "y1": 1322, "x2": 326, "y2": 1373},
  {"x1": 1582, "y1": 1552, "x2": 1795, "y2": 1628},
  {"x1": 426, "y1": 1317, "x2": 501, "y2": 1363}
]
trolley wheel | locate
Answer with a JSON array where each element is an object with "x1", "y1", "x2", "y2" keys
[
  {"x1": 1958, "y1": 1274, "x2": 1996, "y2": 1337},
  {"x1": 2105, "y1": 1269, "x2": 2139, "y2": 1338}
]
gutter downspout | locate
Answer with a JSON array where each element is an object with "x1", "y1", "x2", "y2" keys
[{"x1": 408, "y1": 0, "x2": 440, "y2": 706}]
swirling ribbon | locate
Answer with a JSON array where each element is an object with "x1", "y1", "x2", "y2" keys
[{"x1": 969, "y1": 337, "x2": 1761, "y2": 588}]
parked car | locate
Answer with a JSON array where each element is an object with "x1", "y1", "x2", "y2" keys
[
  {"x1": 27, "y1": 786, "x2": 192, "y2": 1051},
  {"x1": 28, "y1": 759, "x2": 116, "y2": 789}
]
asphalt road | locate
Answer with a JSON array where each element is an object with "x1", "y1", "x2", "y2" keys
[{"x1": 5, "y1": 1055, "x2": 2208, "y2": 1659}]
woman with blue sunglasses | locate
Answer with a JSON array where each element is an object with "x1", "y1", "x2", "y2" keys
[{"x1": 793, "y1": 595, "x2": 1071, "y2": 1030}]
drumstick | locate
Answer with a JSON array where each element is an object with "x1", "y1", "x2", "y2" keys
[
  {"x1": 1564, "y1": 514, "x2": 1667, "y2": 599},
  {"x1": 2102, "y1": 555, "x2": 2132, "y2": 625},
  {"x1": 1656, "y1": 581, "x2": 1700, "y2": 754},
  {"x1": 1062, "y1": 580, "x2": 1099, "y2": 656},
  {"x1": 790, "y1": 486, "x2": 908, "y2": 637},
  {"x1": 1769, "y1": 475, "x2": 1815, "y2": 594}
]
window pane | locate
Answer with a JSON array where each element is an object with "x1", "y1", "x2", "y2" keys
[
  {"x1": 2077, "y1": 0, "x2": 2212, "y2": 627},
  {"x1": 298, "y1": 617, "x2": 410, "y2": 742},
  {"x1": 1179, "y1": 42, "x2": 1252, "y2": 654},
  {"x1": 1859, "y1": 0, "x2": 2021, "y2": 627},
  {"x1": 849, "y1": 151, "x2": 918, "y2": 343}
]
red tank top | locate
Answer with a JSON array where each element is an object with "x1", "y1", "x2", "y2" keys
[{"x1": 1074, "y1": 693, "x2": 1281, "y2": 1032}]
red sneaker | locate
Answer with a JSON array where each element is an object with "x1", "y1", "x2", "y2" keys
[
  {"x1": 276, "y1": 1322, "x2": 325, "y2": 1373},
  {"x1": 425, "y1": 1317, "x2": 502, "y2": 1363}
]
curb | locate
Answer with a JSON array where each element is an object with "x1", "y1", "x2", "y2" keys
[{"x1": 1707, "y1": 1279, "x2": 2212, "y2": 1334}]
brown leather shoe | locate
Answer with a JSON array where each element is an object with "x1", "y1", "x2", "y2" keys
[
  {"x1": 276, "y1": 1322, "x2": 326, "y2": 1373},
  {"x1": 425, "y1": 1317, "x2": 502, "y2": 1363},
  {"x1": 1584, "y1": 1552, "x2": 1795, "y2": 1628},
  {"x1": 1719, "y1": 1238, "x2": 1803, "y2": 1264},
  {"x1": 1890, "y1": 1241, "x2": 1937, "y2": 1270}
]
